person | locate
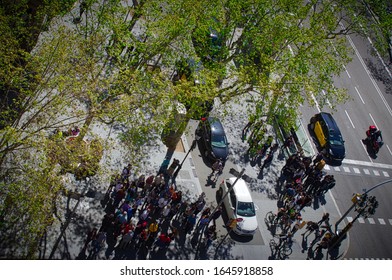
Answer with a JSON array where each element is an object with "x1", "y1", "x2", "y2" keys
[
  {"x1": 366, "y1": 125, "x2": 378, "y2": 140},
  {"x1": 282, "y1": 135, "x2": 294, "y2": 150},
  {"x1": 211, "y1": 206, "x2": 222, "y2": 225},
  {"x1": 210, "y1": 159, "x2": 223, "y2": 181},
  {"x1": 317, "y1": 213, "x2": 330, "y2": 226},
  {"x1": 301, "y1": 221, "x2": 319, "y2": 238}
]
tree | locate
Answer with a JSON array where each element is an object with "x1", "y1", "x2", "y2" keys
[{"x1": 1, "y1": 0, "x2": 388, "y2": 258}]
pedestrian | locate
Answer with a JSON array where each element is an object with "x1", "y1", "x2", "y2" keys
[
  {"x1": 317, "y1": 212, "x2": 330, "y2": 226},
  {"x1": 301, "y1": 221, "x2": 319, "y2": 238},
  {"x1": 117, "y1": 231, "x2": 133, "y2": 249},
  {"x1": 166, "y1": 158, "x2": 180, "y2": 177},
  {"x1": 161, "y1": 204, "x2": 172, "y2": 220},
  {"x1": 184, "y1": 214, "x2": 196, "y2": 234},
  {"x1": 211, "y1": 206, "x2": 222, "y2": 225},
  {"x1": 121, "y1": 164, "x2": 132, "y2": 181},
  {"x1": 282, "y1": 135, "x2": 294, "y2": 151},
  {"x1": 260, "y1": 152, "x2": 274, "y2": 170},
  {"x1": 210, "y1": 159, "x2": 223, "y2": 182}
]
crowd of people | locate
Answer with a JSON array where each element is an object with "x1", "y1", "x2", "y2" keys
[
  {"x1": 265, "y1": 149, "x2": 338, "y2": 259},
  {"x1": 77, "y1": 163, "x2": 220, "y2": 260}
]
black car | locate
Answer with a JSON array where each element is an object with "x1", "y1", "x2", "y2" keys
[
  {"x1": 310, "y1": 112, "x2": 345, "y2": 161},
  {"x1": 196, "y1": 117, "x2": 229, "y2": 161}
]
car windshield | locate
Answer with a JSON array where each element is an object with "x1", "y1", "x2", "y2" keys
[
  {"x1": 236, "y1": 201, "x2": 256, "y2": 217},
  {"x1": 211, "y1": 134, "x2": 227, "y2": 148},
  {"x1": 329, "y1": 133, "x2": 344, "y2": 146}
]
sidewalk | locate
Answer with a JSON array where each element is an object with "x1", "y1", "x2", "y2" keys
[{"x1": 42, "y1": 117, "x2": 348, "y2": 260}]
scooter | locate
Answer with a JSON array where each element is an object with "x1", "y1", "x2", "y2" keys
[{"x1": 365, "y1": 126, "x2": 383, "y2": 154}]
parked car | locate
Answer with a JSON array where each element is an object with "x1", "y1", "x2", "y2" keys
[
  {"x1": 196, "y1": 117, "x2": 229, "y2": 161},
  {"x1": 218, "y1": 177, "x2": 258, "y2": 236},
  {"x1": 310, "y1": 112, "x2": 345, "y2": 161}
]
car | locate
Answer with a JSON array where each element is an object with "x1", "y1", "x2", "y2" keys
[
  {"x1": 310, "y1": 112, "x2": 345, "y2": 161},
  {"x1": 218, "y1": 177, "x2": 258, "y2": 236},
  {"x1": 196, "y1": 117, "x2": 229, "y2": 161}
]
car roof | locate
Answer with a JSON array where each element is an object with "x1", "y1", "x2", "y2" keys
[
  {"x1": 207, "y1": 117, "x2": 225, "y2": 134},
  {"x1": 227, "y1": 177, "x2": 253, "y2": 202},
  {"x1": 319, "y1": 112, "x2": 342, "y2": 134}
]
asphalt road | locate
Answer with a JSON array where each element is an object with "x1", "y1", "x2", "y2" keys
[{"x1": 300, "y1": 30, "x2": 392, "y2": 259}]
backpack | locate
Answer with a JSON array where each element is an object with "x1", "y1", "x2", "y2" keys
[{"x1": 315, "y1": 159, "x2": 325, "y2": 170}]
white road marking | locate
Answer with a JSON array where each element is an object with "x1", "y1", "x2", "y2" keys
[
  {"x1": 324, "y1": 165, "x2": 330, "y2": 170},
  {"x1": 368, "y1": 113, "x2": 379, "y2": 129},
  {"x1": 343, "y1": 166, "x2": 351, "y2": 173},
  {"x1": 366, "y1": 36, "x2": 392, "y2": 79},
  {"x1": 354, "y1": 86, "x2": 365, "y2": 104},
  {"x1": 367, "y1": 218, "x2": 375, "y2": 224},
  {"x1": 358, "y1": 217, "x2": 365, "y2": 223},
  {"x1": 364, "y1": 169, "x2": 370, "y2": 175},
  {"x1": 373, "y1": 170, "x2": 380, "y2": 176},
  {"x1": 343, "y1": 159, "x2": 392, "y2": 170},
  {"x1": 311, "y1": 93, "x2": 321, "y2": 113},
  {"x1": 378, "y1": 218, "x2": 386, "y2": 225},
  {"x1": 347, "y1": 217, "x2": 353, "y2": 222},
  {"x1": 343, "y1": 65, "x2": 351, "y2": 78},
  {"x1": 353, "y1": 168, "x2": 360, "y2": 174},
  {"x1": 345, "y1": 110, "x2": 355, "y2": 128},
  {"x1": 389, "y1": 219, "x2": 392, "y2": 226},
  {"x1": 359, "y1": 140, "x2": 374, "y2": 163},
  {"x1": 334, "y1": 166, "x2": 341, "y2": 171},
  {"x1": 322, "y1": 90, "x2": 332, "y2": 107},
  {"x1": 387, "y1": 145, "x2": 392, "y2": 157},
  {"x1": 383, "y1": 171, "x2": 389, "y2": 177},
  {"x1": 347, "y1": 35, "x2": 392, "y2": 117}
]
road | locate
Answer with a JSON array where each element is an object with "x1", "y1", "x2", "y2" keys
[
  {"x1": 300, "y1": 30, "x2": 392, "y2": 259},
  {"x1": 185, "y1": 28, "x2": 392, "y2": 259}
]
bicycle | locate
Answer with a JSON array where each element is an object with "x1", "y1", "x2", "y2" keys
[
  {"x1": 269, "y1": 235, "x2": 293, "y2": 259},
  {"x1": 265, "y1": 211, "x2": 278, "y2": 227}
]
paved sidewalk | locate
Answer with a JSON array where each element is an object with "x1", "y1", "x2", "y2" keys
[{"x1": 42, "y1": 118, "x2": 348, "y2": 260}]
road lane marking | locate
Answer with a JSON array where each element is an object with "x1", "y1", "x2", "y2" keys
[
  {"x1": 368, "y1": 113, "x2": 379, "y2": 129},
  {"x1": 353, "y1": 167, "x2": 360, "y2": 174},
  {"x1": 345, "y1": 110, "x2": 355, "y2": 128},
  {"x1": 311, "y1": 93, "x2": 321, "y2": 113},
  {"x1": 364, "y1": 169, "x2": 370, "y2": 175},
  {"x1": 383, "y1": 171, "x2": 389, "y2": 177},
  {"x1": 387, "y1": 145, "x2": 392, "y2": 157},
  {"x1": 343, "y1": 65, "x2": 351, "y2": 78},
  {"x1": 322, "y1": 90, "x2": 332, "y2": 107},
  {"x1": 389, "y1": 219, "x2": 392, "y2": 226},
  {"x1": 366, "y1": 36, "x2": 392, "y2": 79},
  {"x1": 367, "y1": 218, "x2": 375, "y2": 224},
  {"x1": 378, "y1": 218, "x2": 386, "y2": 225},
  {"x1": 343, "y1": 159, "x2": 392, "y2": 170},
  {"x1": 346, "y1": 35, "x2": 392, "y2": 117},
  {"x1": 334, "y1": 166, "x2": 341, "y2": 171},
  {"x1": 347, "y1": 217, "x2": 353, "y2": 222},
  {"x1": 359, "y1": 140, "x2": 374, "y2": 163},
  {"x1": 354, "y1": 86, "x2": 365, "y2": 104},
  {"x1": 358, "y1": 217, "x2": 365, "y2": 223},
  {"x1": 343, "y1": 166, "x2": 350, "y2": 172},
  {"x1": 373, "y1": 170, "x2": 380, "y2": 176}
]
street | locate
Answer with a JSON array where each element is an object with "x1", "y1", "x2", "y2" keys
[{"x1": 182, "y1": 27, "x2": 392, "y2": 259}]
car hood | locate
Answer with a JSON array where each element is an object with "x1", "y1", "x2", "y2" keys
[
  {"x1": 212, "y1": 146, "x2": 229, "y2": 160},
  {"x1": 330, "y1": 144, "x2": 345, "y2": 159},
  {"x1": 236, "y1": 215, "x2": 258, "y2": 232}
]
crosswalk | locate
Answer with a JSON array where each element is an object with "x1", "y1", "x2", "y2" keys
[
  {"x1": 324, "y1": 164, "x2": 390, "y2": 178},
  {"x1": 346, "y1": 216, "x2": 392, "y2": 226}
]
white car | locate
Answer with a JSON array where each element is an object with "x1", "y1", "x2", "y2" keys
[{"x1": 218, "y1": 177, "x2": 258, "y2": 236}]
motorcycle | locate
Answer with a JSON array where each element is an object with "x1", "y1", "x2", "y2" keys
[{"x1": 365, "y1": 126, "x2": 383, "y2": 154}]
